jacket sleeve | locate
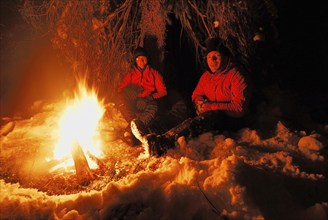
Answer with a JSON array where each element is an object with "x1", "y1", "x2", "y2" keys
[
  {"x1": 192, "y1": 74, "x2": 207, "y2": 104},
  {"x1": 203, "y1": 71, "x2": 251, "y2": 117},
  {"x1": 152, "y1": 71, "x2": 167, "y2": 99},
  {"x1": 118, "y1": 72, "x2": 132, "y2": 92}
]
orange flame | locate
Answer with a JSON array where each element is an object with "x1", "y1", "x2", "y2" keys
[{"x1": 52, "y1": 81, "x2": 105, "y2": 170}]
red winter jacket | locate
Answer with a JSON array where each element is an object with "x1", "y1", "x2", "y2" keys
[
  {"x1": 118, "y1": 65, "x2": 167, "y2": 99},
  {"x1": 192, "y1": 60, "x2": 251, "y2": 118}
]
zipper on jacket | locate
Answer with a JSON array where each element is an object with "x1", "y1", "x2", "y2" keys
[
  {"x1": 214, "y1": 83, "x2": 218, "y2": 101},
  {"x1": 140, "y1": 69, "x2": 144, "y2": 85}
]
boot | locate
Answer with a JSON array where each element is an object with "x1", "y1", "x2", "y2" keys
[
  {"x1": 144, "y1": 134, "x2": 175, "y2": 157},
  {"x1": 130, "y1": 119, "x2": 148, "y2": 145},
  {"x1": 131, "y1": 119, "x2": 174, "y2": 156}
]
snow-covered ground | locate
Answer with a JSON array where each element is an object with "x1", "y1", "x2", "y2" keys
[{"x1": 1, "y1": 97, "x2": 327, "y2": 220}]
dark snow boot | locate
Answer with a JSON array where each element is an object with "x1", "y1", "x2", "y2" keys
[
  {"x1": 144, "y1": 134, "x2": 175, "y2": 157},
  {"x1": 131, "y1": 119, "x2": 175, "y2": 156}
]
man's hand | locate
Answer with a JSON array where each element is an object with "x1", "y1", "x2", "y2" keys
[
  {"x1": 195, "y1": 100, "x2": 205, "y2": 115},
  {"x1": 152, "y1": 93, "x2": 163, "y2": 99},
  {"x1": 195, "y1": 100, "x2": 215, "y2": 114},
  {"x1": 201, "y1": 103, "x2": 213, "y2": 113},
  {"x1": 137, "y1": 90, "x2": 151, "y2": 98}
]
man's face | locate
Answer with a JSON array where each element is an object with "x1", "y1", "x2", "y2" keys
[
  {"x1": 206, "y1": 51, "x2": 222, "y2": 73},
  {"x1": 136, "y1": 56, "x2": 148, "y2": 69}
]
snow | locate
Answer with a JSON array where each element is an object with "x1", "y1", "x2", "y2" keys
[{"x1": 1, "y1": 99, "x2": 327, "y2": 220}]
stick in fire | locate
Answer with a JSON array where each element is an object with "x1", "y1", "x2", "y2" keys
[{"x1": 71, "y1": 142, "x2": 94, "y2": 185}]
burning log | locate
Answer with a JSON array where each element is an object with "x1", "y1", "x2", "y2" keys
[
  {"x1": 71, "y1": 142, "x2": 94, "y2": 185},
  {"x1": 1, "y1": 120, "x2": 15, "y2": 136},
  {"x1": 86, "y1": 151, "x2": 107, "y2": 175}
]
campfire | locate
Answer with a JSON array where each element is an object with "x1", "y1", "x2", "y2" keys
[
  {"x1": 0, "y1": 75, "x2": 150, "y2": 195},
  {"x1": 51, "y1": 81, "x2": 105, "y2": 184}
]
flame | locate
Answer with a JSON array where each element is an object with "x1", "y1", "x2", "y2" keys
[{"x1": 53, "y1": 81, "x2": 105, "y2": 170}]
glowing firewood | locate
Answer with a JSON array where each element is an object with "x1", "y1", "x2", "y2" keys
[
  {"x1": 0, "y1": 121, "x2": 15, "y2": 136},
  {"x1": 71, "y1": 142, "x2": 94, "y2": 185}
]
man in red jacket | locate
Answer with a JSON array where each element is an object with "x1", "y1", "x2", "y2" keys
[
  {"x1": 118, "y1": 47, "x2": 167, "y2": 99},
  {"x1": 117, "y1": 46, "x2": 167, "y2": 145},
  {"x1": 192, "y1": 38, "x2": 251, "y2": 118},
  {"x1": 132, "y1": 38, "x2": 252, "y2": 156}
]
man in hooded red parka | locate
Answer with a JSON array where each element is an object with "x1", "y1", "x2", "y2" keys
[
  {"x1": 192, "y1": 38, "x2": 251, "y2": 118},
  {"x1": 117, "y1": 46, "x2": 167, "y2": 145}
]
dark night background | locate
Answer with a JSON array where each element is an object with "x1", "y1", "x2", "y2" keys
[
  {"x1": 164, "y1": 0, "x2": 328, "y2": 132},
  {"x1": 1, "y1": 1, "x2": 328, "y2": 130},
  {"x1": 273, "y1": 1, "x2": 327, "y2": 100},
  {"x1": 271, "y1": 1, "x2": 328, "y2": 130}
]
